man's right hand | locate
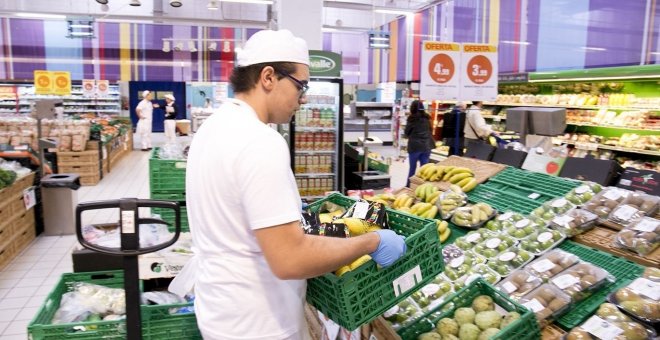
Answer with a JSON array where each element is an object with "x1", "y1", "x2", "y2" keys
[{"x1": 370, "y1": 230, "x2": 406, "y2": 267}]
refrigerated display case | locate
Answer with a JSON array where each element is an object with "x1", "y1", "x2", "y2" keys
[{"x1": 283, "y1": 78, "x2": 344, "y2": 202}]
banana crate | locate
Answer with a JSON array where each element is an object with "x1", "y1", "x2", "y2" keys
[{"x1": 306, "y1": 193, "x2": 444, "y2": 331}]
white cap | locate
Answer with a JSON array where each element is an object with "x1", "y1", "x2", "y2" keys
[
  {"x1": 164, "y1": 94, "x2": 175, "y2": 101},
  {"x1": 237, "y1": 29, "x2": 309, "y2": 67},
  {"x1": 142, "y1": 90, "x2": 150, "y2": 97}
]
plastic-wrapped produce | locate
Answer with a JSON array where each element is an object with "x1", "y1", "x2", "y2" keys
[
  {"x1": 550, "y1": 262, "x2": 614, "y2": 301},
  {"x1": 608, "y1": 204, "x2": 646, "y2": 227},
  {"x1": 437, "y1": 189, "x2": 468, "y2": 219},
  {"x1": 583, "y1": 187, "x2": 630, "y2": 219},
  {"x1": 565, "y1": 303, "x2": 656, "y2": 340},
  {"x1": 620, "y1": 191, "x2": 659, "y2": 216},
  {"x1": 496, "y1": 269, "x2": 543, "y2": 301},
  {"x1": 483, "y1": 211, "x2": 526, "y2": 232},
  {"x1": 525, "y1": 249, "x2": 579, "y2": 281},
  {"x1": 472, "y1": 234, "x2": 517, "y2": 260},
  {"x1": 382, "y1": 298, "x2": 424, "y2": 330},
  {"x1": 486, "y1": 248, "x2": 534, "y2": 277},
  {"x1": 564, "y1": 182, "x2": 603, "y2": 205},
  {"x1": 608, "y1": 278, "x2": 660, "y2": 325},
  {"x1": 453, "y1": 229, "x2": 498, "y2": 251},
  {"x1": 444, "y1": 251, "x2": 487, "y2": 281},
  {"x1": 450, "y1": 203, "x2": 496, "y2": 229},
  {"x1": 503, "y1": 217, "x2": 546, "y2": 239},
  {"x1": 550, "y1": 209, "x2": 598, "y2": 237},
  {"x1": 453, "y1": 265, "x2": 501, "y2": 291},
  {"x1": 519, "y1": 228, "x2": 565, "y2": 255},
  {"x1": 519, "y1": 284, "x2": 572, "y2": 327},
  {"x1": 530, "y1": 198, "x2": 575, "y2": 221},
  {"x1": 614, "y1": 217, "x2": 659, "y2": 256}
]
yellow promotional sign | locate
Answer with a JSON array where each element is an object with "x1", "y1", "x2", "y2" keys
[
  {"x1": 53, "y1": 71, "x2": 71, "y2": 96},
  {"x1": 34, "y1": 70, "x2": 53, "y2": 95}
]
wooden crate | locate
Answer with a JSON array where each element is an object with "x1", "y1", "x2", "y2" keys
[
  {"x1": 7, "y1": 172, "x2": 35, "y2": 198},
  {"x1": 369, "y1": 317, "x2": 400, "y2": 340},
  {"x1": 0, "y1": 240, "x2": 14, "y2": 270},
  {"x1": 80, "y1": 173, "x2": 101, "y2": 186},
  {"x1": 85, "y1": 140, "x2": 101, "y2": 150},
  {"x1": 58, "y1": 164, "x2": 99, "y2": 176},
  {"x1": 13, "y1": 217, "x2": 36, "y2": 254},
  {"x1": 57, "y1": 150, "x2": 100, "y2": 166},
  {"x1": 541, "y1": 324, "x2": 566, "y2": 340},
  {"x1": 572, "y1": 225, "x2": 660, "y2": 268}
]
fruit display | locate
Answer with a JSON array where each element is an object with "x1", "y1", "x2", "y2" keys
[
  {"x1": 525, "y1": 249, "x2": 580, "y2": 281},
  {"x1": 531, "y1": 198, "x2": 576, "y2": 221},
  {"x1": 416, "y1": 275, "x2": 456, "y2": 313},
  {"x1": 364, "y1": 192, "x2": 397, "y2": 206},
  {"x1": 565, "y1": 303, "x2": 656, "y2": 340},
  {"x1": 503, "y1": 217, "x2": 546, "y2": 240},
  {"x1": 620, "y1": 192, "x2": 659, "y2": 216},
  {"x1": 615, "y1": 216, "x2": 660, "y2": 254},
  {"x1": 415, "y1": 165, "x2": 478, "y2": 192},
  {"x1": 583, "y1": 187, "x2": 630, "y2": 219},
  {"x1": 383, "y1": 298, "x2": 424, "y2": 330},
  {"x1": 436, "y1": 220, "x2": 452, "y2": 244},
  {"x1": 409, "y1": 202, "x2": 439, "y2": 219},
  {"x1": 486, "y1": 248, "x2": 534, "y2": 277},
  {"x1": 550, "y1": 262, "x2": 613, "y2": 300},
  {"x1": 519, "y1": 284, "x2": 572, "y2": 327},
  {"x1": 549, "y1": 209, "x2": 598, "y2": 237},
  {"x1": 565, "y1": 182, "x2": 603, "y2": 205},
  {"x1": 643, "y1": 267, "x2": 660, "y2": 282},
  {"x1": 454, "y1": 229, "x2": 498, "y2": 251},
  {"x1": 454, "y1": 265, "x2": 501, "y2": 291},
  {"x1": 608, "y1": 278, "x2": 660, "y2": 324},
  {"x1": 473, "y1": 235, "x2": 517, "y2": 259},
  {"x1": 444, "y1": 252, "x2": 487, "y2": 281},
  {"x1": 519, "y1": 228, "x2": 565, "y2": 255},
  {"x1": 608, "y1": 204, "x2": 646, "y2": 227},
  {"x1": 496, "y1": 269, "x2": 543, "y2": 301},
  {"x1": 451, "y1": 203, "x2": 495, "y2": 229},
  {"x1": 437, "y1": 185, "x2": 468, "y2": 219},
  {"x1": 484, "y1": 211, "x2": 528, "y2": 232},
  {"x1": 391, "y1": 191, "x2": 416, "y2": 211},
  {"x1": 415, "y1": 183, "x2": 441, "y2": 205}
]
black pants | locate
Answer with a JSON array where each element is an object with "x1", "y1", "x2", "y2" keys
[{"x1": 444, "y1": 137, "x2": 464, "y2": 156}]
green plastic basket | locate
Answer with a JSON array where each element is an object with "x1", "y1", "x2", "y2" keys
[
  {"x1": 467, "y1": 185, "x2": 542, "y2": 215},
  {"x1": 490, "y1": 167, "x2": 581, "y2": 198},
  {"x1": 149, "y1": 148, "x2": 187, "y2": 193},
  {"x1": 152, "y1": 202, "x2": 188, "y2": 233},
  {"x1": 150, "y1": 192, "x2": 186, "y2": 202},
  {"x1": 556, "y1": 241, "x2": 644, "y2": 330},
  {"x1": 28, "y1": 270, "x2": 200, "y2": 340},
  {"x1": 397, "y1": 278, "x2": 541, "y2": 340},
  {"x1": 306, "y1": 193, "x2": 444, "y2": 331}
]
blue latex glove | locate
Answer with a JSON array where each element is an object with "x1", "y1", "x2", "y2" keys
[{"x1": 370, "y1": 230, "x2": 407, "y2": 267}]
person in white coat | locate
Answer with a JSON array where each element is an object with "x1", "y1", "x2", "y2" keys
[
  {"x1": 170, "y1": 29, "x2": 406, "y2": 340},
  {"x1": 464, "y1": 101, "x2": 497, "y2": 143},
  {"x1": 163, "y1": 94, "x2": 178, "y2": 143},
  {"x1": 135, "y1": 90, "x2": 158, "y2": 151}
]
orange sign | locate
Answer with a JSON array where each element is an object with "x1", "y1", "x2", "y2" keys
[
  {"x1": 466, "y1": 55, "x2": 493, "y2": 84},
  {"x1": 427, "y1": 54, "x2": 455, "y2": 84},
  {"x1": 460, "y1": 43, "x2": 498, "y2": 101},
  {"x1": 53, "y1": 71, "x2": 71, "y2": 96},
  {"x1": 34, "y1": 70, "x2": 53, "y2": 95}
]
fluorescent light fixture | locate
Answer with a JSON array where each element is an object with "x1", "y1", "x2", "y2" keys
[
  {"x1": 370, "y1": 43, "x2": 390, "y2": 48},
  {"x1": 69, "y1": 24, "x2": 93, "y2": 28},
  {"x1": 374, "y1": 9, "x2": 414, "y2": 15},
  {"x1": 501, "y1": 40, "x2": 530, "y2": 45},
  {"x1": 582, "y1": 47, "x2": 606, "y2": 51},
  {"x1": 70, "y1": 32, "x2": 93, "y2": 36},
  {"x1": 217, "y1": 0, "x2": 273, "y2": 4},
  {"x1": 207, "y1": 0, "x2": 219, "y2": 10},
  {"x1": 371, "y1": 37, "x2": 389, "y2": 41},
  {"x1": 15, "y1": 12, "x2": 66, "y2": 19},
  {"x1": 322, "y1": 27, "x2": 337, "y2": 32}
]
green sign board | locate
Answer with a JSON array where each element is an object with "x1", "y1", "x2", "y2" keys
[{"x1": 309, "y1": 50, "x2": 342, "y2": 77}]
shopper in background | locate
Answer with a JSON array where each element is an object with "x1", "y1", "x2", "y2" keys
[
  {"x1": 163, "y1": 94, "x2": 178, "y2": 143},
  {"x1": 404, "y1": 100, "x2": 435, "y2": 187},
  {"x1": 135, "y1": 90, "x2": 157, "y2": 151},
  {"x1": 464, "y1": 101, "x2": 496, "y2": 143},
  {"x1": 171, "y1": 29, "x2": 406, "y2": 340},
  {"x1": 442, "y1": 102, "x2": 467, "y2": 156}
]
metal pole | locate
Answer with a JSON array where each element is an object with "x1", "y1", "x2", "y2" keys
[
  {"x1": 362, "y1": 116, "x2": 369, "y2": 172},
  {"x1": 119, "y1": 199, "x2": 142, "y2": 340}
]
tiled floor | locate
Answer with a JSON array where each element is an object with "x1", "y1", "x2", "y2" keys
[{"x1": 0, "y1": 133, "x2": 411, "y2": 339}]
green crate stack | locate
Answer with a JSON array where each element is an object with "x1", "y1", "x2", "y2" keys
[
  {"x1": 149, "y1": 148, "x2": 188, "y2": 232},
  {"x1": 306, "y1": 193, "x2": 444, "y2": 331},
  {"x1": 556, "y1": 241, "x2": 644, "y2": 330},
  {"x1": 467, "y1": 185, "x2": 542, "y2": 215},
  {"x1": 397, "y1": 278, "x2": 541, "y2": 340},
  {"x1": 488, "y1": 167, "x2": 581, "y2": 199},
  {"x1": 28, "y1": 270, "x2": 201, "y2": 340}
]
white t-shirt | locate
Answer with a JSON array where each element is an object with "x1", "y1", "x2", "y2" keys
[
  {"x1": 464, "y1": 106, "x2": 492, "y2": 139},
  {"x1": 136, "y1": 99, "x2": 153, "y2": 120},
  {"x1": 186, "y1": 98, "x2": 306, "y2": 340}
]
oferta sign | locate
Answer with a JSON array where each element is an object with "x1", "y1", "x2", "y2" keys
[{"x1": 309, "y1": 50, "x2": 342, "y2": 77}]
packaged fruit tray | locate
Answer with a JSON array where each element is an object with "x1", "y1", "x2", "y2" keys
[
  {"x1": 564, "y1": 182, "x2": 603, "y2": 206},
  {"x1": 467, "y1": 185, "x2": 542, "y2": 215},
  {"x1": 520, "y1": 283, "x2": 573, "y2": 328},
  {"x1": 397, "y1": 278, "x2": 541, "y2": 340},
  {"x1": 306, "y1": 193, "x2": 444, "y2": 331},
  {"x1": 555, "y1": 241, "x2": 645, "y2": 329},
  {"x1": 497, "y1": 269, "x2": 544, "y2": 301},
  {"x1": 488, "y1": 166, "x2": 581, "y2": 199},
  {"x1": 486, "y1": 248, "x2": 535, "y2": 277},
  {"x1": 572, "y1": 226, "x2": 660, "y2": 268},
  {"x1": 564, "y1": 303, "x2": 657, "y2": 340},
  {"x1": 472, "y1": 234, "x2": 518, "y2": 260},
  {"x1": 531, "y1": 198, "x2": 576, "y2": 223},
  {"x1": 607, "y1": 277, "x2": 660, "y2": 327},
  {"x1": 519, "y1": 228, "x2": 566, "y2": 255},
  {"x1": 549, "y1": 208, "x2": 598, "y2": 237}
]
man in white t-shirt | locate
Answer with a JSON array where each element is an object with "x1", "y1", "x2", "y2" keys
[
  {"x1": 171, "y1": 30, "x2": 406, "y2": 340},
  {"x1": 135, "y1": 90, "x2": 157, "y2": 151}
]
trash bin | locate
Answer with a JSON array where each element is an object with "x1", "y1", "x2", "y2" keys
[
  {"x1": 176, "y1": 119, "x2": 191, "y2": 135},
  {"x1": 41, "y1": 174, "x2": 80, "y2": 236}
]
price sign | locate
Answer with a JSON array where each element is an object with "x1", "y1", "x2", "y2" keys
[
  {"x1": 53, "y1": 71, "x2": 71, "y2": 96},
  {"x1": 97, "y1": 80, "x2": 110, "y2": 97},
  {"x1": 34, "y1": 70, "x2": 53, "y2": 95},
  {"x1": 420, "y1": 41, "x2": 461, "y2": 100},
  {"x1": 460, "y1": 44, "x2": 498, "y2": 101}
]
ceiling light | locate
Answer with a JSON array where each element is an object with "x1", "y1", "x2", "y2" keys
[
  {"x1": 188, "y1": 41, "x2": 197, "y2": 52},
  {"x1": 162, "y1": 41, "x2": 171, "y2": 52},
  {"x1": 130, "y1": 0, "x2": 141, "y2": 6},
  {"x1": 373, "y1": 8, "x2": 414, "y2": 15},
  {"x1": 95, "y1": 0, "x2": 108, "y2": 4},
  {"x1": 208, "y1": 42, "x2": 218, "y2": 51},
  {"x1": 582, "y1": 47, "x2": 606, "y2": 51},
  {"x1": 15, "y1": 12, "x2": 66, "y2": 19},
  {"x1": 501, "y1": 40, "x2": 530, "y2": 45},
  {"x1": 217, "y1": 0, "x2": 273, "y2": 4},
  {"x1": 69, "y1": 24, "x2": 93, "y2": 28},
  {"x1": 207, "y1": 0, "x2": 219, "y2": 10},
  {"x1": 170, "y1": 0, "x2": 183, "y2": 7}
]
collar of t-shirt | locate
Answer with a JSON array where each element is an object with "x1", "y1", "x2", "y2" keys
[{"x1": 227, "y1": 98, "x2": 261, "y2": 122}]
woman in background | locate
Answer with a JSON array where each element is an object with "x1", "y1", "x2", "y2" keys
[
  {"x1": 163, "y1": 94, "x2": 178, "y2": 143},
  {"x1": 405, "y1": 100, "x2": 435, "y2": 187}
]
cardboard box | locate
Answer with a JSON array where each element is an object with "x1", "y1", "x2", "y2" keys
[
  {"x1": 616, "y1": 167, "x2": 660, "y2": 196},
  {"x1": 559, "y1": 157, "x2": 622, "y2": 186}
]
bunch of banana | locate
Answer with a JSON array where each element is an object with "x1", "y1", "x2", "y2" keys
[
  {"x1": 335, "y1": 255, "x2": 372, "y2": 276},
  {"x1": 451, "y1": 203, "x2": 495, "y2": 227},
  {"x1": 415, "y1": 183, "x2": 441, "y2": 204},
  {"x1": 441, "y1": 167, "x2": 478, "y2": 192},
  {"x1": 438, "y1": 187, "x2": 467, "y2": 218},
  {"x1": 319, "y1": 209, "x2": 345, "y2": 223},
  {"x1": 436, "y1": 220, "x2": 451, "y2": 243},
  {"x1": 409, "y1": 202, "x2": 439, "y2": 219},
  {"x1": 392, "y1": 193, "x2": 415, "y2": 210},
  {"x1": 363, "y1": 193, "x2": 396, "y2": 206},
  {"x1": 416, "y1": 163, "x2": 451, "y2": 181},
  {"x1": 336, "y1": 217, "x2": 382, "y2": 236}
]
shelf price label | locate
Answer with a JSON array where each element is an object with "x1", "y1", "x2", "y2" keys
[
  {"x1": 460, "y1": 44, "x2": 498, "y2": 102},
  {"x1": 420, "y1": 41, "x2": 461, "y2": 101}
]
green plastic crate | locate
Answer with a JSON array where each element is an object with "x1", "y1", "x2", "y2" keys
[
  {"x1": 556, "y1": 241, "x2": 644, "y2": 330},
  {"x1": 467, "y1": 185, "x2": 542, "y2": 215},
  {"x1": 151, "y1": 192, "x2": 186, "y2": 202},
  {"x1": 28, "y1": 270, "x2": 201, "y2": 340},
  {"x1": 489, "y1": 167, "x2": 581, "y2": 198},
  {"x1": 397, "y1": 278, "x2": 541, "y2": 340},
  {"x1": 152, "y1": 202, "x2": 188, "y2": 233},
  {"x1": 306, "y1": 193, "x2": 444, "y2": 331},
  {"x1": 149, "y1": 148, "x2": 187, "y2": 193}
]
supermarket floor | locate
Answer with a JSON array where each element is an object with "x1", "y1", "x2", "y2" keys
[{"x1": 0, "y1": 134, "x2": 410, "y2": 338}]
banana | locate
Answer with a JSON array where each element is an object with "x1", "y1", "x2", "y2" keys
[
  {"x1": 479, "y1": 209, "x2": 488, "y2": 221},
  {"x1": 404, "y1": 197, "x2": 414, "y2": 208},
  {"x1": 367, "y1": 226, "x2": 382, "y2": 232},
  {"x1": 416, "y1": 203, "x2": 433, "y2": 216},
  {"x1": 449, "y1": 173, "x2": 472, "y2": 184},
  {"x1": 343, "y1": 218, "x2": 379, "y2": 236},
  {"x1": 449, "y1": 184, "x2": 464, "y2": 194},
  {"x1": 461, "y1": 178, "x2": 478, "y2": 193},
  {"x1": 398, "y1": 207, "x2": 411, "y2": 213},
  {"x1": 436, "y1": 220, "x2": 448, "y2": 233},
  {"x1": 426, "y1": 191, "x2": 441, "y2": 203},
  {"x1": 392, "y1": 195, "x2": 403, "y2": 209},
  {"x1": 349, "y1": 255, "x2": 372, "y2": 270},
  {"x1": 440, "y1": 228, "x2": 451, "y2": 243},
  {"x1": 417, "y1": 163, "x2": 434, "y2": 177},
  {"x1": 410, "y1": 202, "x2": 424, "y2": 215},
  {"x1": 335, "y1": 265, "x2": 351, "y2": 276},
  {"x1": 476, "y1": 202, "x2": 493, "y2": 216},
  {"x1": 471, "y1": 205, "x2": 480, "y2": 225},
  {"x1": 319, "y1": 213, "x2": 333, "y2": 224},
  {"x1": 429, "y1": 196, "x2": 439, "y2": 205},
  {"x1": 424, "y1": 206, "x2": 438, "y2": 219},
  {"x1": 457, "y1": 177, "x2": 473, "y2": 188}
]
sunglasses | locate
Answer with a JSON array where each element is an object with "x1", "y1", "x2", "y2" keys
[{"x1": 278, "y1": 72, "x2": 309, "y2": 98}]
